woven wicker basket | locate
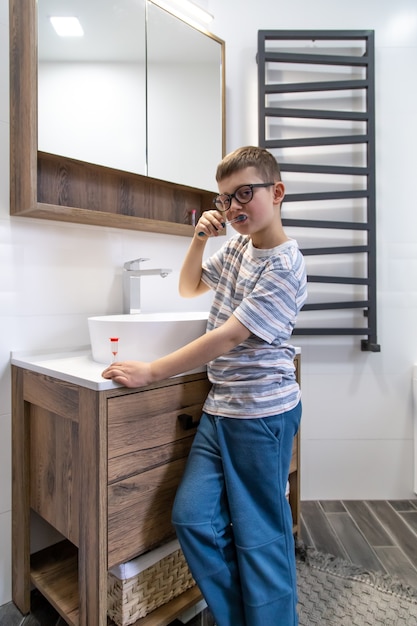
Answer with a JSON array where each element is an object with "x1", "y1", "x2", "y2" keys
[{"x1": 108, "y1": 540, "x2": 196, "y2": 626}]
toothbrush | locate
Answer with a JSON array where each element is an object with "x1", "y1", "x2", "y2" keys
[{"x1": 198, "y1": 214, "x2": 246, "y2": 237}]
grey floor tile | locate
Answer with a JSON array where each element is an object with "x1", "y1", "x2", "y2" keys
[
  {"x1": 374, "y1": 546, "x2": 417, "y2": 588},
  {"x1": 299, "y1": 501, "x2": 347, "y2": 559},
  {"x1": 367, "y1": 500, "x2": 417, "y2": 568},
  {"x1": 399, "y1": 510, "x2": 417, "y2": 535},
  {"x1": 326, "y1": 511, "x2": 385, "y2": 572},
  {"x1": 0, "y1": 591, "x2": 61, "y2": 626},
  {"x1": 0, "y1": 602, "x2": 24, "y2": 626},
  {"x1": 389, "y1": 500, "x2": 417, "y2": 512},
  {"x1": 300, "y1": 500, "x2": 417, "y2": 590},
  {"x1": 299, "y1": 513, "x2": 314, "y2": 547},
  {"x1": 343, "y1": 500, "x2": 394, "y2": 547},
  {"x1": 319, "y1": 500, "x2": 347, "y2": 513}
]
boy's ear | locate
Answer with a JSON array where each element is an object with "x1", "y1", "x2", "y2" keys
[{"x1": 273, "y1": 181, "x2": 285, "y2": 204}]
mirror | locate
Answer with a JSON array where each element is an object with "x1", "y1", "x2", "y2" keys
[
  {"x1": 37, "y1": 0, "x2": 148, "y2": 177},
  {"x1": 146, "y1": 2, "x2": 223, "y2": 189},
  {"x1": 10, "y1": 0, "x2": 225, "y2": 235},
  {"x1": 37, "y1": 0, "x2": 224, "y2": 190}
]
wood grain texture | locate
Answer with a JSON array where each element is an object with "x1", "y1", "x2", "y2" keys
[
  {"x1": 11, "y1": 366, "x2": 31, "y2": 613},
  {"x1": 108, "y1": 436, "x2": 195, "y2": 485},
  {"x1": 108, "y1": 458, "x2": 188, "y2": 568},
  {"x1": 24, "y1": 371, "x2": 79, "y2": 422},
  {"x1": 29, "y1": 404, "x2": 79, "y2": 544},
  {"x1": 37, "y1": 153, "x2": 214, "y2": 223},
  {"x1": 78, "y1": 388, "x2": 108, "y2": 624},
  {"x1": 9, "y1": 0, "x2": 37, "y2": 215},
  {"x1": 31, "y1": 541, "x2": 79, "y2": 626},
  {"x1": 107, "y1": 379, "x2": 211, "y2": 459}
]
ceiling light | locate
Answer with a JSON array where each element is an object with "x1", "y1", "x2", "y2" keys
[{"x1": 49, "y1": 16, "x2": 84, "y2": 37}]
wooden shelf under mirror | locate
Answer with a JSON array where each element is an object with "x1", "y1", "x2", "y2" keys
[
  {"x1": 32, "y1": 151, "x2": 215, "y2": 236},
  {"x1": 9, "y1": 0, "x2": 225, "y2": 236}
]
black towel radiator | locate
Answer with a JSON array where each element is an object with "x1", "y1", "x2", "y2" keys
[{"x1": 258, "y1": 30, "x2": 380, "y2": 351}]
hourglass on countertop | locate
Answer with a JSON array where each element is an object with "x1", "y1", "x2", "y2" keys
[{"x1": 110, "y1": 337, "x2": 119, "y2": 363}]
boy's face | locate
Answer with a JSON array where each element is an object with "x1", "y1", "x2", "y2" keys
[{"x1": 216, "y1": 166, "x2": 285, "y2": 242}]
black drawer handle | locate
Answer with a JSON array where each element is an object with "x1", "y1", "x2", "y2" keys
[{"x1": 178, "y1": 413, "x2": 200, "y2": 430}]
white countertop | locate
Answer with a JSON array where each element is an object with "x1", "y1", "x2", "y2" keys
[
  {"x1": 11, "y1": 346, "x2": 301, "y2": 392},
  {"x1": 11, "y1": 348, "x2": 121, "y2": 391}
]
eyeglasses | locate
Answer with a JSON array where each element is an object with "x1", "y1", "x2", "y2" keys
[{"x1": 212, "y1": 183, "x2": 274, "y2": 212}]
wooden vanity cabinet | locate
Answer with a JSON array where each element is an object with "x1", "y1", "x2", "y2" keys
[{"x1": 12, "y1": 355, "x2": 300, "y2": 626}]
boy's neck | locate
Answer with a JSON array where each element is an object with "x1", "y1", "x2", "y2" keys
[{"x1": 250, "y1": 223, "x2": 289, "y2": 250}]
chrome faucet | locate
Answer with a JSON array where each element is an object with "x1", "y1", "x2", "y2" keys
[{"x1": 123, "y1": 258, "x2": 172, "y2": 314}]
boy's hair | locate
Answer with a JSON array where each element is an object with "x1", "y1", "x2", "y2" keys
[{"x1": 216, "y1": 146, "x2": 282, "y2": 183}]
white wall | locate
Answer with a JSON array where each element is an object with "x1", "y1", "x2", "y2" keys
[
  {"x1": 208, "y1": 0, "x2": 417, "y2": 500},
  {"x1": 1, "y1": 0, "x2": 417, "y2": 606}
]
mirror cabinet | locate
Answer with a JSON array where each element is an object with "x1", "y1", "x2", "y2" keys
[{"x1": 9, "y1": 0, "x2": 225, "y2": 236}]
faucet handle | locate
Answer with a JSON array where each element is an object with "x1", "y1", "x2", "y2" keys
[{"x1": 123, "y1": 257, "x2": 150, "y2": 270}]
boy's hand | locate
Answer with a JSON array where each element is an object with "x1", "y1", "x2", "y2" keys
[
  {"x1": 102, "y1": 360, "x2": 152, "y2": 388},
  {"x1": 195, "y1": 210, "x2": 225, "y2": 238}
]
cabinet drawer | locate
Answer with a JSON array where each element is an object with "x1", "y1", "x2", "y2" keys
[
  {"x1": 108, "y1": 378, "x2": 210, "y2": 456},
  {"x1": 108, "y1": 457, "x2": 187, "y2": 567},
  {"x1": 107, "y1": 378, "x2": 211, "y2": 483}
]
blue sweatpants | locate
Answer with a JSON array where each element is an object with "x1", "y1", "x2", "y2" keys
[{"x1": 171, "y1": 403, "x2": 301, "y2": 626}]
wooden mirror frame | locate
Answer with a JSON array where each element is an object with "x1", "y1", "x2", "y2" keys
[{"x1": 9, "y1": 0, "x2": 226, "y2": 236}]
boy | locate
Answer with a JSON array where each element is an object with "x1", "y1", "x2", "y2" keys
[{"x1": 103, "y1": 146, "x2": 307, "y2": 626}]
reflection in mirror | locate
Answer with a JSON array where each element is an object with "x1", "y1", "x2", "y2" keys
[
  {"x1": 37, "y1": 0, "x2": 224, "y2": 190},
  {"x1": 38, "y1": 0, "x2": 147, "y2": 175},
  {"x1": 147, "y1": 2, "x2": 223, "y2": 189}
]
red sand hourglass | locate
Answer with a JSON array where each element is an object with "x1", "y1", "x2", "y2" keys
[{"x1": 110, "y1": 337, "x2": 119, "y2": 363}]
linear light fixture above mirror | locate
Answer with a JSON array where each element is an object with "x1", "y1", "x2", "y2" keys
[{"x1": 149, "y1": 0, "x2": 213, "y2": 29}]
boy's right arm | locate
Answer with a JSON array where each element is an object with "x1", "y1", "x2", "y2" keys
[
  {"x1": 179, "y1": 210, "x2": 225, "y2": 298},
  {"x1": 179, "y1": 235, "x2": 210, "y2": 297}
]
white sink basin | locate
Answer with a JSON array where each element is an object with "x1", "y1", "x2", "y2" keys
[{"x1": 88, "y1": 311, "x2": 209, "y2": 364}]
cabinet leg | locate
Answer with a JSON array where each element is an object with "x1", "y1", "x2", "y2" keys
[
  {"x1": 12, "y1": 366, "x2": 31, "y2": 613},
  {"x1": 78, "y1": 388, "x2": 108, "y2": 624}
]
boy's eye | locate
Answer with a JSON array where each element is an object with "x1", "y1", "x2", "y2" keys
[{"x1": 235, "y1": 187, "x2": 252, "y2": 201}]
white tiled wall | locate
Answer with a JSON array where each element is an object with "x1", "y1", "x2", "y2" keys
[
  {"x1": 1, "y1": 0, "x2": 417, "y2": 607},
  {"x1": 209, "y1": 0, "x2": 417, "y2": 499}
]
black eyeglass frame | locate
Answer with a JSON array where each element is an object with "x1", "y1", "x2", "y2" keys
[{"x1": 212, "y1": 182, "x2": 274, "y2": 212}]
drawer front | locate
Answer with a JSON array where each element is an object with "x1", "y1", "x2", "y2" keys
[
  {"x1": 107, "y1": 378, "x2": 211, "y2": 483},
  {"x1": 108, "y1": 457, "x2": 187, "y2": 567},
  {"x1": 108, "y1": 378, "x2": 211, "y2": 457}
]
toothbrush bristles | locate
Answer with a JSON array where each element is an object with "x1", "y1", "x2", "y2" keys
[
  {"x1": 227, "y1": 215, "x2": 246, "y2": 225},
  {"x1": 197, "y1": 214, "x2": 245, "y2": 237}
]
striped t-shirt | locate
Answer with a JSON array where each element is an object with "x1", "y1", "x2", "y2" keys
[{"x1": 201, "y1": 235, "x2": 307, "y2": 418}]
